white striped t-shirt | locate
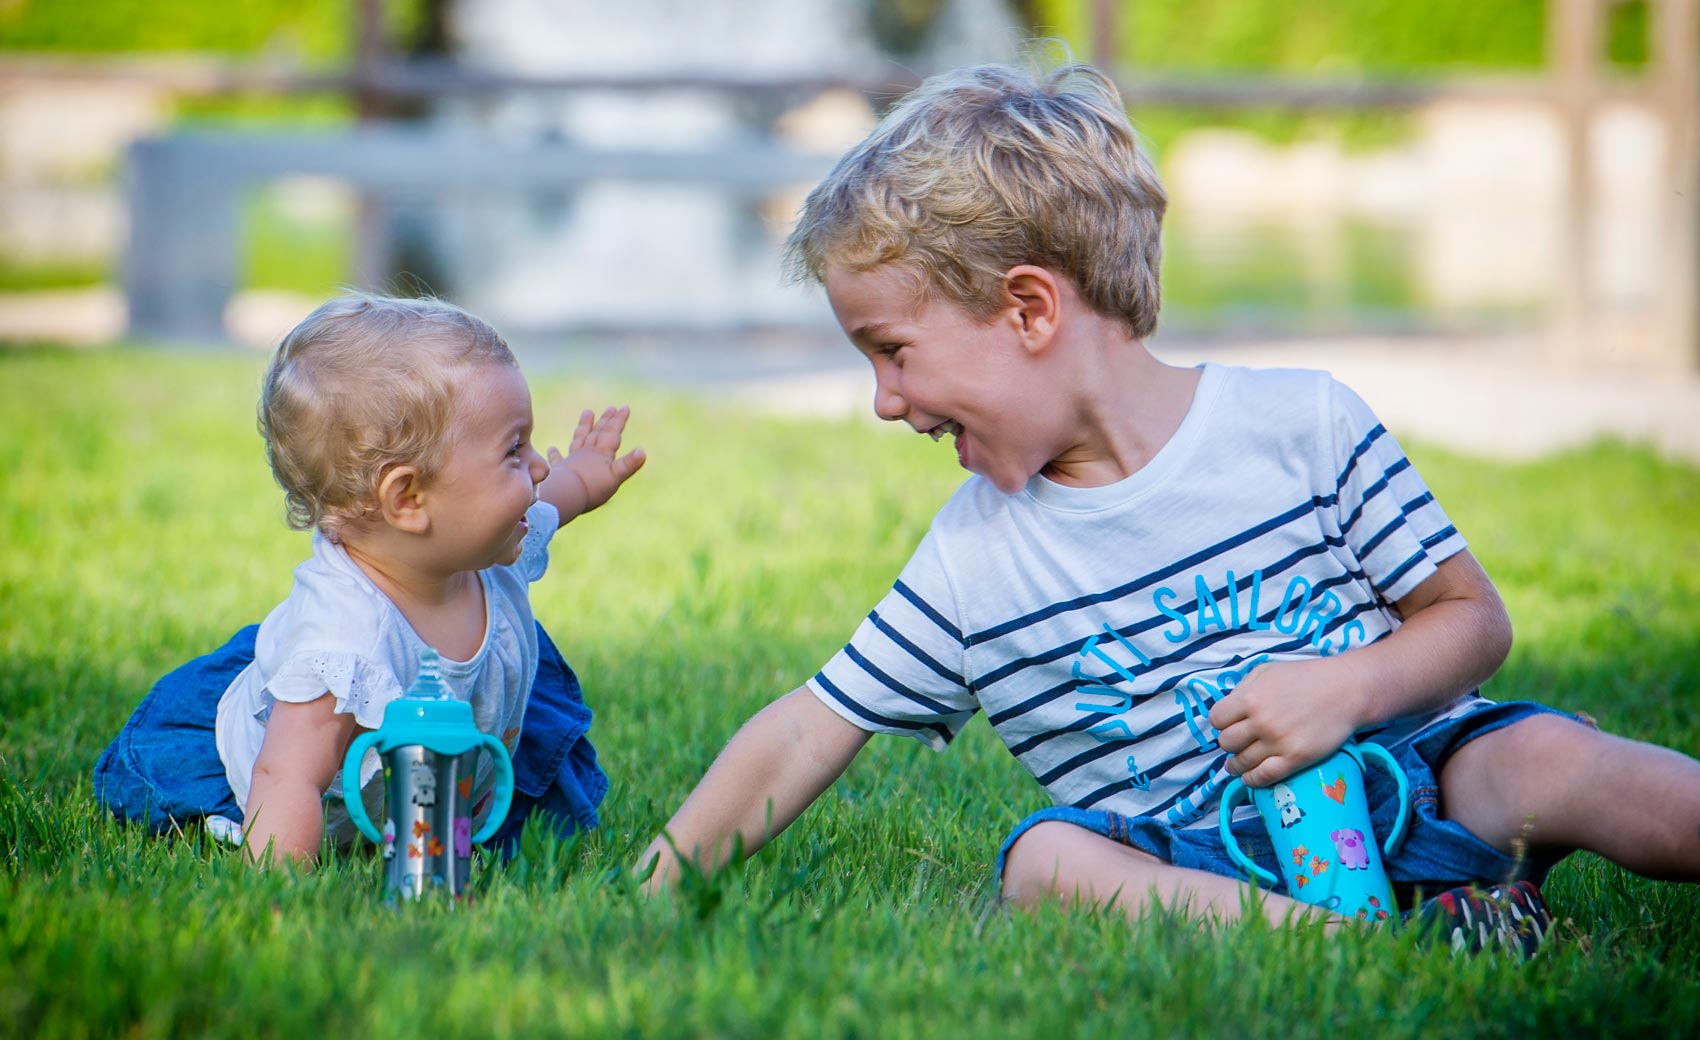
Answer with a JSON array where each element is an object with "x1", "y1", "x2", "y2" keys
[{"x1": 807, "y1": 363, "x2": 1480, "y2": 829}]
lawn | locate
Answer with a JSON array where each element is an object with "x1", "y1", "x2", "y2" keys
[{"x1": 3, "y1": 346, "x2": 1698, "y2": 1037}]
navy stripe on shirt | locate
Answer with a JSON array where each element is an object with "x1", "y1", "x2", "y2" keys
[
  {"x1": 1374, "y1": 550, "x2": 1427, "y2": 596},
  {"x1": 866, "y1": 610, "x2": 966, "y2": 688},
  {"x1": 1358, "y1": 512, "x2": 1406, "y2": 559},
  {"x1": 842, "y1": 643, "x2": 965, "y2": 716},
  {"x1": 1360, "y1": 489, "x2": 1441, "y2": 559},
  {"x1": 1076, "y1": 751, "x2": 1232, "y2": 813},
  {"x1": 977, "y1": 539, "x2": 1347, "y2": 695},
  {"x1": 813, "y1": 671, "x2": 955, "y2": 746},
  {"x1": 968, "y1": 498, "x2": 1335, "y2": 654},
  {"x1": 1001, "y1": 599, "x2": 1382, "y2": 757},
  {"x1": 894, "y1": 580, "x2": 964, "y2": 645},
  {"x1": 1339, "y1": 456, "x2": 1412, "y2": 536},
  {"x1": 1335, "y1": 424, "x2": 1389, "y2": 492},
  {"x1": 1422, "y1": 525, "x2": 1458, "y2": 549}
]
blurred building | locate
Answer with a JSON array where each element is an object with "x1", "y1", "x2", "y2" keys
[
  {"x1": 387, "y1": 0, "x2": 1023, "y2": 342},
  {"x1": 0, "y1": 0, "x2": 1691, "y2": 375}
]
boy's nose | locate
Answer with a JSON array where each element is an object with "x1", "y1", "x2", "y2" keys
[
  {"x1": 527, "y1": 448, "x2": 549, "y2": 484},
  {"x1": 872, "y1": 377, "x2": 907, "y2": 423}
]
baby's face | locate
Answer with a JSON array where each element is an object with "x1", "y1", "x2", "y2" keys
[
  {"x1": 424, "y1": 363, "x2": 550, "y2": 570},
  {"x1": 823, "y1": 263, "x2": 1071, "y2": 495}
]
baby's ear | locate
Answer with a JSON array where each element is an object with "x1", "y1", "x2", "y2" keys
[{"x1": 377, "y1": 465, "x2": 430, "y2": 534}]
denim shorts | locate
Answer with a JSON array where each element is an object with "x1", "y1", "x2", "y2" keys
[
  {"x1": 996, "y1": 700, "x2": 1575, "y2": 901},
  {"x1": 92, "y1": 622, "x2": 608, "y2": 852}
]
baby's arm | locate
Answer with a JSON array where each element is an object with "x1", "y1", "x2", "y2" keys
[
  {"x1": 639, "y1": 687, "x2": 871, "y2": 892},
  {"x1": 1208, "y1": 549, "x2": 1512, "y2": 787},
  {"x1": 539, "y1": 405, "x2": 646, "y2": 523},
  {"x1": 243, "y1": 694, "x2": 362, "y2": 864}
]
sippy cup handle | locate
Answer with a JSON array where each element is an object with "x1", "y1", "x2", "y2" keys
[
  {"x1": 1353, "y1": 741, "x2": 1411, "y2": 856},
  {"x1": 1217, "y1": 778, "x2": 1281, "y2": 887},
  {"x1": 342, "y1": 730, "x2": 386, "y2": 844},
  {"x1": 469, "y1": 733, "x2": 515, "y2": 845}
]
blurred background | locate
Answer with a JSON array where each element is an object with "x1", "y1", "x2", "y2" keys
[{"x1": 1, "y1": 0, "x2": 1696, "y2": 452}]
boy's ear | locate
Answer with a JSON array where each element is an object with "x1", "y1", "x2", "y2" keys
[
  {"x1": 376, "y1": 465, "x2": 431, "y2": 534},
  {"x1": 1002, "y1": 266, "x2": 1061, "y2": 353}
]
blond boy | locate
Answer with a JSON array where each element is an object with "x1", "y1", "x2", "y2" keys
[{"x1": 641, "y1": 63, "x2": 1700, "y2": 953}]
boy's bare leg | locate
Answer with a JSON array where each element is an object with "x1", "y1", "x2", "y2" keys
[
  {"x1": 1001, "y1": 820, "x2": 1323, "y2": 927},
  {"x1": 1438, "y1": 713, "x2": 1700, "y2": 881}
]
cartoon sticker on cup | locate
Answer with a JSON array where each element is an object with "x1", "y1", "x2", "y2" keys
[{"x1": 1218, "y1": 741, "x2": 1411, "y2": 920}]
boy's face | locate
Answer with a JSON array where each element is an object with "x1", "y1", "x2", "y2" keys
[
  {"x1": 424, "y1": 362, "x2": 550, "y2": 570},
  {"x1": 824, "y1": 263, "x2": 1067, "y2": 494}
]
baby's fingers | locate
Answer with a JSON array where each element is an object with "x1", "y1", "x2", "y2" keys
[
  {"x1": 568, "y1": 409, "x2": 596, "y2": 453},
  {"x1": 587, "y1": 404, "x2": 632, "y2": 445},
  {"x1": 611, "y1": 447, "x2": 646, "y2": 483}
]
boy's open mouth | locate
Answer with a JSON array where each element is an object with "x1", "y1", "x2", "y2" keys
[
  {"x1": 926, "y1": 420, "x2": 962, "y2": 442},
  {"x1": 925, "y1": 420, "x2": 969, "y2": 469}
]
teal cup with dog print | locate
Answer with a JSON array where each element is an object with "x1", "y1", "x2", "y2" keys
[{"x1": 1218, "y1": 742, "x2": 1410, "y2": 920}]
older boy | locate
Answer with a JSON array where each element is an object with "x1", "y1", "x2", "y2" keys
[{"x1": 641, "y1": 63, "x2": 1700, "y2": 953}]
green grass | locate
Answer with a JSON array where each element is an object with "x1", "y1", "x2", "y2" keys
[{"x1": 3, "y1": 347, "x2": 1698, "y2": 1037}]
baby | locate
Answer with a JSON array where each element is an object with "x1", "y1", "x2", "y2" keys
[{"x1": 96, "y1": 292, "x2": 643, "y2": 862}]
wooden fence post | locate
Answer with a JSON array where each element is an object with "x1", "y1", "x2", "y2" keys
[
  {"x1": 353, "y1": 0, "x2": 393, "y2": 292},
  {"x1": 1550, "y1": 0, "x2": 1600, "y2": 368},
  {"x1": 1652, "y1": 0, "x2": 1699, "y2": 373}
]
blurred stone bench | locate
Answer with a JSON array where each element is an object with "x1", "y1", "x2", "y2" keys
[{"x1": 123, "y1": 127, "x2": 835, "y2": 342}]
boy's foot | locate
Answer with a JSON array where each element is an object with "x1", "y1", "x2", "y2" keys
[{"x1": 1410, "y1": 879, "x2": 1554, "y2": 960}]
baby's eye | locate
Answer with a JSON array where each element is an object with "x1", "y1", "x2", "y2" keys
[{"x1": 507, "y1": 439, "x2": 524, "y2": 457}]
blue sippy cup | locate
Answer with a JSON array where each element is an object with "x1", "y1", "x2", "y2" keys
[
  {"x1": 1218, "y1": 741, "x2": 1410, "y2": 920},
  {"x1": 342, "y1": 649, "x2": 514, "y2": 901}
]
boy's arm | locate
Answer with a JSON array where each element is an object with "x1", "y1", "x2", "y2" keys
[
  {"x1": 1208, "y1": 549, "x2": 1512, "y2": 788},
  {"x1": 639, "y1": 686, "x2": 872, "y2": 892},
  {"x1": 539, "y1": 405, "x2": 645, "y2": 523},
  {"x1": 243, "y1": 694, "x2": 363, "y2": 864}
]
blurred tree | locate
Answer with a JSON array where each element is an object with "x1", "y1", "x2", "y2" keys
[
  {"x1": 0, "y1": 0, "x2": 427, "y2": 59},
  {"x1": 1023, "y1": 0, "x2": 1554, "y2": 72},
  {"x1": 6, "y1": 0, "x2": 1641, "y2": 73},
  {"x1": 867, "y1": 0, "x2": 951, "y2": 55},
  {"x1": 1013, "y1": 0, "x2": 1642, "y2": 153}
]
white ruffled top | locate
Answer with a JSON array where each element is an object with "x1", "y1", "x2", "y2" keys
[{"x1": 213, "y1": 501, "x2": 560, "y2": 846}]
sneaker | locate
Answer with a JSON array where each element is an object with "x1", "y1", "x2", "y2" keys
[{"x1": 1411, "y1": 879, "x2": 1554, "y2": 960}]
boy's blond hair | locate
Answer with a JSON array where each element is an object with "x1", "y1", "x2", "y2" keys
[
  {"x1": 258, "y1": 292, "x2": 515, "y2": 537},
  {"x1": 784, "y1": 62, "x2": 1166, "y2": 338}
]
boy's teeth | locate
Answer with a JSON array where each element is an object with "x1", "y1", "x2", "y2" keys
[{"x1": 929, "y1": 427, "x2": 944, "y2": 441}]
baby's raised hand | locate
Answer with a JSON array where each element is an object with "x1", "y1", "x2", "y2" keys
[{"x1": 541, "y1": 405, "x2": 646, "y2": 520}]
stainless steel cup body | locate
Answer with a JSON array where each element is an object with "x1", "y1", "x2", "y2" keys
[{"x1": 377, "y1": 744, "x2": 477, "y2": 900}]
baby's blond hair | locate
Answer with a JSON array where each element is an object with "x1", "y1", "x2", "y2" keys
[
  {"x1": 784, "y1": 62, "x2": 1166, "y2": 337},
  {"x1": 258, "y1": 292, "x2": 515, "y2": 537}
]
